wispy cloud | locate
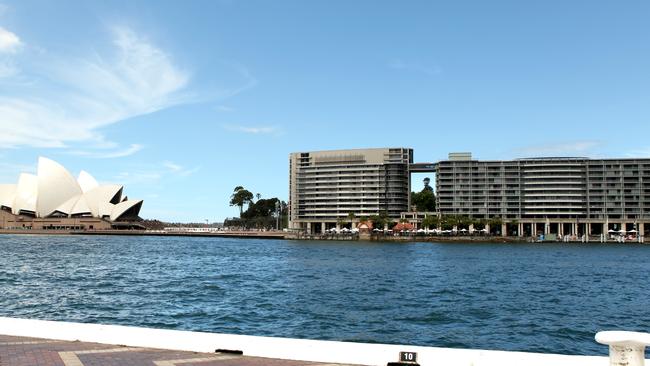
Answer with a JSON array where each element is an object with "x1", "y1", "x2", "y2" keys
[
  {"x1": 0, "y1": 60, "x2": 16, "y2": 77},
  {"x1": 0, "y1": 161, "x2": 35, "y2": 182},
  {"x1": 0, "y1": 26, "x2": 20, "y2": 78},
  {"x1": 215, "y1": 105, "x2": 234, "y2": 112},
  {"x1": 163, "y1": 161, "x2": 183, "y2": 172},
  {"x1": 388, "y1": 58, "x2": 441, "y2": 76},
  {"x1": 67, "y1": 143, "x2": 144, "y2": 159},
  {"x1": 513, "y1": 140, "x2": 603, "y2": 157},
  {"x1": 0, "y1": 26, "x2": 190, "y2": 150},
  {"x1": 223, "y1": 124, "x2": 280, "y2": 135},
  {"x1": 163, "y1": 161, "x2": 200, "y2": 176},
  {"x1": 113, "y1": 160, "x2": 199, "y2": 186},
  {"x1": 114, "y1": 171, "x2": 163, "y2": 185},
  {"x1": 0, "y1": 26, "x2": 20, "y2": 53},
  {"x1": 216, "y1": 62, "x2": 258, "y2": 99},
  {"x1": 238, "y1": 126, "x2": 276, "y2": 134}
]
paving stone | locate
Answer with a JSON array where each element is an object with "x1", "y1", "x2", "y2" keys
[{"x1": 0, "y1": 334, "x2": 356, "y2": 366}]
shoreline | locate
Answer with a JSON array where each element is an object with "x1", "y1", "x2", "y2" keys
[
  {"x1": 0, "y1": 229, "x2": 646, "y2": 244},
  {"x1": 0, "y1": 229, "x2": 286, "y2": 239}
]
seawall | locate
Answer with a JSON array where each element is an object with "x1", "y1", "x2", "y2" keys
[{"x1": 0, "y1": 317, "x2": 626, "y2": 366}]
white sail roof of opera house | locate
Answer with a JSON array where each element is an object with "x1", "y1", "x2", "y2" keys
[{"x1": 0, "y1": 157, "x2": 143, "y2": 221}]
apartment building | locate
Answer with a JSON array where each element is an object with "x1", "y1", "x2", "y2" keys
[
  {"x1": 436, "y1": 153, "x2": 650, "y2": 236},
  {"x1": 289, "y1": 148, "x2": 412, "y2": 233}
]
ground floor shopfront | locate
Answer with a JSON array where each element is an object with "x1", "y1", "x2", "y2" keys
[
  {"x1": 398, "y1": 211, "x2": 649, "y2": 239},
  {"x1": 291, "y1": 216, "x2": 650, "y2": 239},
  {"x1": 516, "y1": 220, "x2": 648, "y2": 238}
]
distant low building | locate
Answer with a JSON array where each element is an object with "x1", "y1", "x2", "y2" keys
[
  {"x1": 163, "y1": 227, "x2": 221, "y2": 233},
  {"x1": 0, "y1": 157, "x2": 143, "y2": 230}
]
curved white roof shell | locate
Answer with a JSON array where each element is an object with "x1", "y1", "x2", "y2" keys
[
  {"x1": 110, "y1": 200, "x2": 143, "y2": 221},
  {"x1": 78, "y1": 170, "x2": 99, "y2": 193},
  {"x1": 0, "y1": 184, "x2": 16, "y2": 208},
  {"x1": 83, "y1": 185, "x2": 122, "y2": 217},
  {"x1": 54, "y1": 194, "x2": 83, "y2": 216},
  {"x1": 13, "y1": 173, "x2": 38, "y2": 215},
  {"x1": 36, "y1": 157, "x2": 83, "y2": 218},
  {"x1": 1, "y1": 157, "x2": 142, "y2": 221},
  {"x1": 71, "y1": 196, "x2": 92, "y2": 216}
]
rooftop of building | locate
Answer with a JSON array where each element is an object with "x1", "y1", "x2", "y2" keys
[
  {"x1": 291, "y1": 147, "x2": 412, "y2": 155},
  {"x1": 441, "y1": 152, "x2": 650, "y2": 163}
]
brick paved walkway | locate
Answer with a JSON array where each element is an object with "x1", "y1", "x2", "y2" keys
[{"x1": 0, "y1": 335, "x2": 356, "y2": 366}]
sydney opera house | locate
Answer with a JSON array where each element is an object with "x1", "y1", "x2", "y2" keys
[{"x1": 0, "y1": 157, "x2": 143, "y2": 230}]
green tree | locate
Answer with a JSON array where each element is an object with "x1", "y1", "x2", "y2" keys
[
  {"x1": 347, "y1": 212, "x2": 356, "y2": 227},
  {"x1": 230, "y1": 186, "x2": 254, "y2": 217},
  {"x1": 369, "y1": 215, "x2": 381, "y2": 227},
  {"x1": 488, "y1": 217, "x2": 503, "y2": 227},
  {"x1": 439, "y1": 215, "x2": 473, "y2": 230},
  {"x1": 237, "y1": 197, "x2": 288, "y2": 229},
  {"x1": 242, "y1": 198, "x2": 279, "y2": 220},
  {"x1": 369, "y1": 211, "x2": 390, "y2": 230},
  {"x1": 422, "y1": 215, "x2": 440, "y2": 229},
  {"x1": 473, "y1": 218, "x2": 487, "y2": 230},
  {"x1": 336, "y1": 217, "x2": 346, "y2": 228},
  {"x1": 411, "y1": 189, "x2": 436, "y2": 212},
  {"x1": 457, "y1": 215, "x2": 472, "y2": 229},
  {"x1": 440, "y1": 215, "x2": 459, "y2": 230}
]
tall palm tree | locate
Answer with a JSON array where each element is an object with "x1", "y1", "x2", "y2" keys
[
  {"x1": 230, "y1": 186, "x2": 253, "y2": 217},
  {"x1": 347, "y1": 212, "x2": 356, "y2": 228}
]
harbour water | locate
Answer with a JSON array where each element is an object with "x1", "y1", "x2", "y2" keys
[{"x1": 1, "y1": 235, "x2": 649, "y2": 356}]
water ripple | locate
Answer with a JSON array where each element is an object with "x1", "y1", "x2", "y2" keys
[{"x1": 1, "y1": 235, "x2": 650, "y2": 356}]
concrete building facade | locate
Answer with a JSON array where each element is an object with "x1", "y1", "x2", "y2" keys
[
  {"x1": 289, "y1": 148, "x2": 412, "y2": 233},
  {"x1": 436, "y1": 153, "x2": 650, "y2": 237}
]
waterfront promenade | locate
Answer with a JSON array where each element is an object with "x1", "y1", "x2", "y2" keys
[
  {"x1": 0, "y1": 229, "x2": 287, "y2": 239},
  {"x1": 0, "y1": 334, "x2": 352, "y2": 366},
  {"x1": 0, "y1": 228, "x2": 646, "y2": 244},
  {"x1": 0, "y1": 317, "x2": 621, "y2": 366}
]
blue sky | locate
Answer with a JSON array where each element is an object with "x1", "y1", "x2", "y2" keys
[{"x1": 0, "y1": 0, "x2": 648, "y2": 222}]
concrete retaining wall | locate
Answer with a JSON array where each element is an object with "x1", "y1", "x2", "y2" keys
[{"x1": 0, "y1": 317, "x2": 633, "y2": 366}]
